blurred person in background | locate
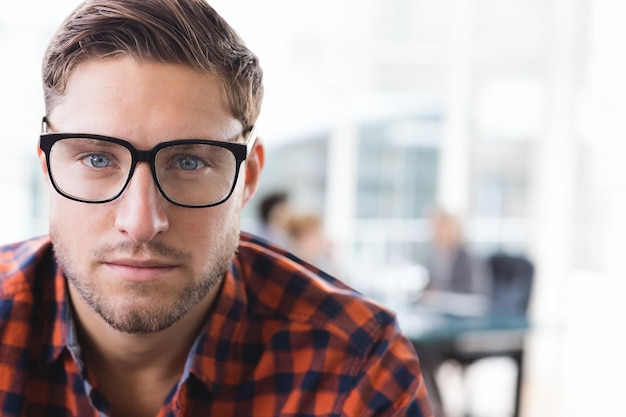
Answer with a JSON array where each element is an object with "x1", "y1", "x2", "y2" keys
[
  {"x1": 285, "y1": 212, "x2": 338, "y2": 274},
  {"x1": 255, "y1": 190, "x2": 292, "y2": 247},
  {"x1": 0, "y1": 0, "x2": 432, "y2": 416},
  {"x1": 421, "y1": 206, "x2": 493, "y2": 312},
  {"x1": 418, "y1": 207, "x2": 494, "y2": 416}
]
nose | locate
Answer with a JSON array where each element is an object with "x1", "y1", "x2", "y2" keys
[{"x1": 114, "y1": 163, "x2": 169, "y2": 243}]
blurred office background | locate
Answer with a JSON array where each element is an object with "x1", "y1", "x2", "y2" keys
[{"x1": 2, "y1": 0, "x2": 626, "y2": 415}]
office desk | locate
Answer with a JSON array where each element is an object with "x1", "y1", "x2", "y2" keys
[{"x1": 396, "y1": 308, "x2": 530, "y2": 417}]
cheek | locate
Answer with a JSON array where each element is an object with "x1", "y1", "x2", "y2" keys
[
  {"x1": 168, "y1": 206, "x2": 240, "y2": 272},
  {"x1": 49, "y1": 195, "x2": 77, "y2": 231},
  {"x1": 177, "y1": 202, "x2": 240, "y2": 238},
  {"x1": 49, "y1": 195, "x2": 112, "y2": 246}
]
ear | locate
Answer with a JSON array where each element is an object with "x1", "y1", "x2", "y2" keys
[
  {"x1": 37, "y1": 146, "x2": 49, "y2": 178},
  {"x1": 241, "y1": 136, "x2": 265, "y2": 207}
]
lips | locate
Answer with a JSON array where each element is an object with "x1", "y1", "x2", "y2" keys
[{"x1": 103, "y1": 258, "x2": 179, "y2": 282}]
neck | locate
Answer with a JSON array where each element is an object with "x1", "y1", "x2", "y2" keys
[{"x1": 67, "y1": 282, "x2": 220, "y2": 417}]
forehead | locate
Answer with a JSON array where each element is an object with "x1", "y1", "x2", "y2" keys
[{"x1": 48, "y1": 57, "x2": 242, "y2": 144}]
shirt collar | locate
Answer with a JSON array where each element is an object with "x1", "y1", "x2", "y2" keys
[
  {"x1": 186, "y1": 260, "x2": 246, "y2": 389},
  {"x1": 42, "y1": 263, "x2": 73, "y2": 365}
]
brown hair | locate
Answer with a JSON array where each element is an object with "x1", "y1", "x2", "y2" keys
[{"x1": 42, "y1": 0, "x2": 263, "y2": 130}]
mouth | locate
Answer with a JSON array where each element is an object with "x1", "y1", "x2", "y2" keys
[{"x1": 103, "y1": 259, "x2": 180, "y2": 282}]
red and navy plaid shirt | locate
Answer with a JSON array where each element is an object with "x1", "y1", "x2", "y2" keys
[{"x1": 0, "y1": 232, "x2": 432, "y2": 416}]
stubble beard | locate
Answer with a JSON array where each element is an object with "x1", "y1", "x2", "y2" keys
[{"x1": 52, "y1": 229, "x2": 239, "y2": 335}]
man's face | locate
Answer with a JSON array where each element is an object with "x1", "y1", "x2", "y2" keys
[{"x1": 41, "y1": 57, "x2": 263, "y2": 334}]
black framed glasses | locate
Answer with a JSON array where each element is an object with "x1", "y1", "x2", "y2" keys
[{"x1": 39, "y1": 118, "x2": 257, "y2": 208}]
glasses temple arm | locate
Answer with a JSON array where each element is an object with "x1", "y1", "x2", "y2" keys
[
  {"x1": 245, "y1": 126, "x2": 257, "y2": 154},
  {"x1": 41, "y1": 117, "x2": 49, "y2": 134}
]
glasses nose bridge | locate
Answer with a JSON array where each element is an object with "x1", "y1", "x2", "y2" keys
[
  {"x1": 127, "y1": 147, "x2": 158, "y2": 187},
  {"x1": 129, "y1": 148, "x2": 156, "y2": 173},
  {"x1": 134, "y1": 148, "x2": 153, "y2": 164}
]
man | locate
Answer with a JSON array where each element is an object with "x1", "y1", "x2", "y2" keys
[
  {"x1": 0, "y1": 1, "x2": 432, "y2": 416},
  {"x1": 424, "y1": 207, "x2": 492, "y2": 302}
]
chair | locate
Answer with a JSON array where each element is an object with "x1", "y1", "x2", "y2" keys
[
  {"x1": 449, "y1": 253, "x2": 534, "y2": 417},
  {"x1": 488, "y1": 253, "x2": 534, "y2": 317}
]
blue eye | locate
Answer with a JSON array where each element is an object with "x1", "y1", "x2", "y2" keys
[
  {"x1": 86, "y1": 154, "x2": 111, "y2": 168},
  {"x1": 177, "y1": 155, "x2": 205, "y2": 170}
]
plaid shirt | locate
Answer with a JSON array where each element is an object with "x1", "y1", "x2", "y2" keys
[{"x1": 0, "y1": 232, "x2": 432, "y2": 417}]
